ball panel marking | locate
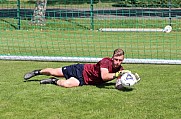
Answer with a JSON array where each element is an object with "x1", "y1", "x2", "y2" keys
[{"x1": 116, "y1": 72, "x2": 137, "y2": 89}]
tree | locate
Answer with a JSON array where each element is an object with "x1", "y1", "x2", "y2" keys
[{"x1": 31, "y1": 0, "x2": 47, "y2": 25}]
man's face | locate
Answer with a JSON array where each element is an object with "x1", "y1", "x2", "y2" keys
[{"x1": 112, "y1": 55, "x2": 124, "y2": 68}]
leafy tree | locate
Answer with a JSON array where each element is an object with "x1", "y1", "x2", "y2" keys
[
  {"x1": 0, "y1": 0, "x2": 7, "y2": 3},
  {"x1": 26, "y1": 0, "x2": 181, "y2": 7}
]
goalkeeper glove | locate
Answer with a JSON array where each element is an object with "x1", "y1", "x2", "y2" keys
[
  {"x1": 114, "y1": 70, "x2": 131, "y2": 78},
  {"x1": 134, "y1": 73, "x2": 141, "y2": 83}
]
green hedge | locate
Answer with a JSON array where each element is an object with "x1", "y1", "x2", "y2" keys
[
  {"x1": 1, "y1": 0, "x2": 180, "y2": 8},
  {"x1": 33, "y1": 0, "x2": 181, "y2": 7},
  {"x1": 0, "y1": 0, "x2": 7, "y2": 3},
  {"x1": 111, "y1": 0, "x2": 181, "y2": 8}
]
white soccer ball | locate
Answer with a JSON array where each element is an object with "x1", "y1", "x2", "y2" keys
[
  {"x1": 162, "y1": 25, "x2": 172, "y2": 33},
  {"x1": 116, "y1": 72, "x2": 137, "y2": 89}
]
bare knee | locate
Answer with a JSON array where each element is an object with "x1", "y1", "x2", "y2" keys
[
  {"x1": 57, "y1": 78, "x2": 80, "y2": 88},
  {"x1": 57, "y1": 80, "x2": 72, "y2": 88}
]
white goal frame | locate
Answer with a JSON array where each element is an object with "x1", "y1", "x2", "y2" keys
[{"x1": 0, "y1": 56, "x2": 181, "y2": 64}]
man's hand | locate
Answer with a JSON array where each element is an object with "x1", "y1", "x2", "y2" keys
[
  {"x1": 134, "y1": 73, "x2": 141, "y2": 83},
  {"x1": 114, "y1": 70, "x2": 131, "y2": 78}
]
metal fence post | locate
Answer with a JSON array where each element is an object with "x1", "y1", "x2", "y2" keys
[
  {"x1": 17, "y1": 0, "x2": 20, "y2": 30},
  {"x1": 90, "y1": 0, "x2": 94, "y2": 30},
  {"x1": 168, "y1": 0, "x2": 172, "y2": 26}
]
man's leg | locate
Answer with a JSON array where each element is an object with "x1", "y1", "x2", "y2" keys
[
  {"x1": 40, "y1": 68, "x2": 63, "y2": 76},
  {"x1": 40, "y1": 77, "x2": 80, "y2": 88},
  {"x1": 24, "y1": 68, "x2": 63, "y2": 80},
  {"x1": 57, "y1": 77, "x2": 80, "y2": 88}
]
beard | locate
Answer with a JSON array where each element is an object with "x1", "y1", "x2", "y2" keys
[{"x1": 113, "y1": 63, "x2": 120, "y2": 68}]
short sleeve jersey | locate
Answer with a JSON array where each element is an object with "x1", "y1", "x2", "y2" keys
[{"x1": 82, "y1": 57, "x2": 124, "y2": 85}]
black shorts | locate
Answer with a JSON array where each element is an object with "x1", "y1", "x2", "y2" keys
[{"x1": 62, "y1": 64, "x2": 85, "y2": 86}]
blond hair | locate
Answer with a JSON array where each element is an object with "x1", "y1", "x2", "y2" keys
[{"x1": 113, "y1": 48, "x2": 124, "y2": 57}]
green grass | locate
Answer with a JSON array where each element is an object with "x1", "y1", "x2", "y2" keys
[
  {"x1": 0, "y1": 60, "x2": 181, "y2": 119},
  {"x1": 0, "y1": 2, "x2": 181, "y2": 118},
  {"x1": 1, "y1": 18, "x2": 181, "y2": 31}
]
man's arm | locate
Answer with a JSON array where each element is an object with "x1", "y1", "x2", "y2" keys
[{"x1": 100, "y1": 68, "x2": 115, "y2": 81}]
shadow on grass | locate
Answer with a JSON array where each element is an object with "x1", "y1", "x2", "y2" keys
[
  {"x1": 96, "y1": 82, "x2": 133, "y2": 92},
  {"x1": 0, "y1": 19, "x2": 17, "y2": 29},
  {"x1": 24, "y1": 80, "x2": 133, "y2": 92},
  {"x1": 23, "y1": 79, "x2": 41, "y2": 82},
  {"x1": 96, "y1": 82, "x2": 115, "y2": 89},
  {"x1": 120, "y1": 88, "x2": 133, "y2": 92}
]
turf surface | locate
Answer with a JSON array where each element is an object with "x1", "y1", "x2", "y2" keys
[{"x1": 0, "y1": 60, "x2": 180, "y2": 119}]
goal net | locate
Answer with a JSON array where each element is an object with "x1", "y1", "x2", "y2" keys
[{"x1": 0, "y1": 0, "x2": 181, "y2": 64}]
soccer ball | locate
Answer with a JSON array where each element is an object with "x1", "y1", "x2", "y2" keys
[
  {"x1": 116, "y1": 72, "x2": 137, "y2": 89},
  {"x1": 162, "y1": 25, "x2": 172, "y2": 33}
]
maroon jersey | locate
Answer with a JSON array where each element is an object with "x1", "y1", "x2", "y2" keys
[{"x1": 82, "y1": 57, "x2": 124, "y2": 85}]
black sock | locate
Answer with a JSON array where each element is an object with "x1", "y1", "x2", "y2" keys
[{"x1": 52, "y1": 78, "x2": 59, "y2": 85}]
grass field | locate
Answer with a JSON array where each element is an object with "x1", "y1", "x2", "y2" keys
[
  {"x1": 0, "y1": 60, "x2": 181, "y2": 119},
  {"x1": 0, "y1": 1, "x2": 181, "y2": 119}
]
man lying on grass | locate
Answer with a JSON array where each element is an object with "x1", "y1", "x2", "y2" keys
[{"x1": 24, "y1": 48, "x2": 140, "y2": 89}]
